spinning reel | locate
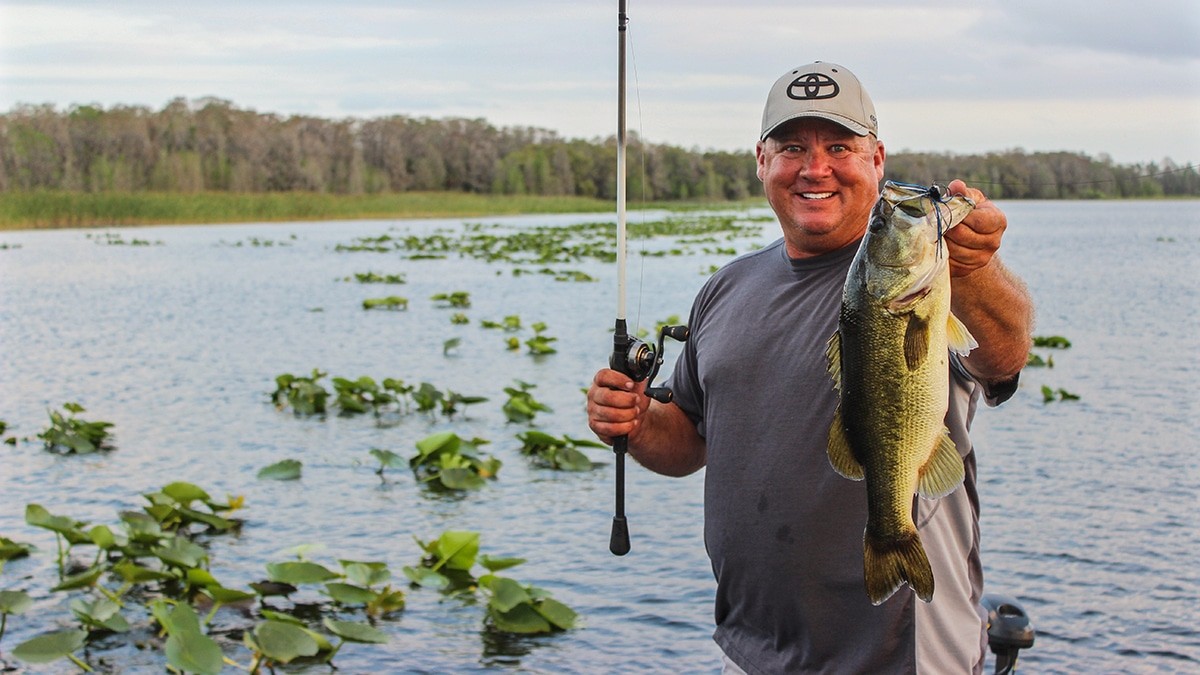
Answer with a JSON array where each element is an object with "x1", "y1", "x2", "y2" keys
[{"x1": 607, "y1": 318, "x2": 689, "y2": 555}]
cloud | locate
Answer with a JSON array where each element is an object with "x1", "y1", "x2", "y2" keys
[{"x1": 0, "y1": 1, "x2": 1196, "y2": 163}]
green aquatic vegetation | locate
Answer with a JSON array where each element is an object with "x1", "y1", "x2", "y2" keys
[
  {"x1": 1026, "y1": 353, "x2": 1054, "y2": 368},
  {"x1": 38, "y1": 403, "x2": 114, "y2": 455},
  {"x1": 443, "y1": 337, "x2": 462, "y2": 355},
  {"x1": 525, "y1": 322, "x2": 558, "y2": 355},
  {"x1": 441, "y1": 390, "x2": 488, "y2": 417},
  {"x1": 332, "y1": 376, "x2": 398, "y2": 414},
  {"x1": 512, "y1": 267, "x2": 597, "y2": 282},
  {"x1": 11, "y1": 628, "x2": 90, "y2": 671},
  {"x1": 149, "y1": 600, "x2": 224, "y2": 675},
  {"x1": 403, "y1": 530, "x2": 575, "y2": 635},
  {"x1": 479, "y1": 574, "x2": 578, "y2": 634},
  {"x1": 8, "y1": 482, "x2": 400, "y2": 672},
  {"x1": 481, "y1": 314, "x2": 522, "y2": 331},
  {"x1": 369, "y1": 448, "x2": 406, "y2": 476},
  {"x1": 638, "y1": 314, "x2": 684, "y2": 339},
  {"x1": 402, "y1": 531, "x2": 513, "y2": 594},
  {"x1": 70, "y1": 596, "x2": 130, "y2": 634},
  {"x1": 347, "y1": 271, "x2": 407, "y2": 284},
  {"x1": 502, "y1": 380, "x2": 552, "y2": 424},
  {"x1": 362, "y1": 295, "x2": 409, "y2": 310},
  {"x1": 515, "y1": 431, "x2": 604, "y2": 472},
  {"x1": 409, "y1": 431, "x2": 500, "y2": 491},
  {"x1": 1032, "y1": 335, "x2": 1072, "y2": 348},
  {"x1": 272, "y1": 369, "x2": 330, "y2": 415},
  {"x1": 336, "y1": 212, "x2": 763, "y2": 270},
  {"x1": 258, "y1": 459, "x2": 303, "y2": 481},
  {"x1": 410, "y1": 382, "x2": 443, "y2": 413},
  {"x1": 24, "y1": 504, "x2": 91, "y2": 579},
  {"x1": 1041, "y1": 385, "x2": 1081, "y2": 403},
  {"x1": 431, "y1": 291, "x2": 471, "y2": 308},
  {"x1": 87, "y1": 231, "x2": 162, "y2": 246},
  {"x1": 450, "y1": 312, "x2": 470, "y2": 325},
  {"x1": 404, "y1": 382, "x2": 487, "y2": 417},
  {"x1": 0, "y1": 589, "x2": 33, "y2": 652},
  {"x1": 0, "y1": 535, "x2": 34, "y2": 570}
]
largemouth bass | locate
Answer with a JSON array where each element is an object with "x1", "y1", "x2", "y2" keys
[{"x1": 825, "y1": 181, "x2": 978, "y2": 605}]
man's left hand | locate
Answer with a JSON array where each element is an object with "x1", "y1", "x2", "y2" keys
[{"x1": 945, "y1": 179, "x2": 1006, "y2": 277}]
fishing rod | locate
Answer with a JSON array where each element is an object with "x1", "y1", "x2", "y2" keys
[{"x1": 607, "y1": 0, "x2": 688, "y2": 556}]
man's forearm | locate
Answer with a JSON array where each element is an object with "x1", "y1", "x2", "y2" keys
[
  {"x1": 627, "y1": 401, "x2": 708, "y2": 477},
  {"x1": 951, "y1": 256, "x2": 1034, "y2": 382}
]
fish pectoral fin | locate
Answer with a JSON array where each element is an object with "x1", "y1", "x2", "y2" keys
[
  {"x1": 946, "y1": 312, "x2": 978, "y2": 356},
  {"x1": 825, "y1": 330, "x2": 842, "y2": 390},
  {"x1": 916, "y1": 428, "x2": 965, "y2": 499},
  {"x1": 904, "y1": 314, "x2": 930, "y2": 371},
  {"x1": 827, "y1": 408, "x2": 865, "y2": 480}
]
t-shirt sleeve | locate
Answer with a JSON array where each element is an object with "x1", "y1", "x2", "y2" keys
[
  {"x1": 949, "y1": 353, "x2": 1019, "y2": 407},
  {"x1": 665, "y1": 294, "x2": 707, "y2": 437}
]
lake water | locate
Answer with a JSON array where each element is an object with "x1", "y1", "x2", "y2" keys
[{"x1": 0, "y1": 200, "x2": 1197, "y2": 673}]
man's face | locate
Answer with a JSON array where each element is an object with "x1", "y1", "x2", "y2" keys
[{"x1": 755, "y1": 118, "x2": 886, "y2": 258}]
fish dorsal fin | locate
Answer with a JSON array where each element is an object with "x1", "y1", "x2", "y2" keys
[
  {"x1": 825, "y1": 330, "x2": 842, "y2": 391},
  {"x1": 827, "y1": 407, "x2": 864, "y2": 481},
  {"x1": 946, "y1": 312, "x2": 978, "y2": 356},
  {"x1": 904, "y1": 314, "x2": 929, "y2": 371},
  {"x1": 917, "y1": 428, "x2": 965, "y2": 499}
]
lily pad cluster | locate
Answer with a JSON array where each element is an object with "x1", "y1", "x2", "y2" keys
[
  {"x1": 409, "y1": 431, "x2": 501, "y2": 491},
  {"x1": 37, "y1": 403, "x2": 114, "y2": 455},
  {"x1": 346, "y1": 271, "x2": 407, "y2": 284},
  {"x1": 271, "y1": 369, "x2": 487, "y2": 418},
  {"x1": 516, "y1": 431, "x2": 605, "y2": 472},
  {"x1": 1027, "y1": 335, "x2": 1080, "y2": 403},
  {"x1": 334, "y1": 214, "x2": 767, "y2": 267},
  {"x1": 0, "y1": 483, "x2": 579, "y2": 672},
  {"x1": 403, "y1": 530, "x2": 577, "y2": 634}
]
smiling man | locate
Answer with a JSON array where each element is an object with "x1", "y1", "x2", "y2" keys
[{"x1": 587, "y1": 62, "x2": 1033, "y2": 673}]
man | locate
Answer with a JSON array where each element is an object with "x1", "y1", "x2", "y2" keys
[{"x1": 587, "y1": 62, "x2": 1034, "y2": 673}]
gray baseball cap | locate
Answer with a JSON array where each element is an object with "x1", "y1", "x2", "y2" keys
[{"x1": 760, "y1": 62, "x2": 878, "y2": 140}]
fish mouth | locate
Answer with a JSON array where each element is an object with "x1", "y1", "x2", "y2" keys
[{"x1": 885, "y1": 285, "x2": 931, "y2": 313}]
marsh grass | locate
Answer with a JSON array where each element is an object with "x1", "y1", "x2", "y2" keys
[{"x1": 0, "y1": 191, "x2": 765, "y2": 230}]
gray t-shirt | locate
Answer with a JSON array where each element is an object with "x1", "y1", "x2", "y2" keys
[{"x1": 668, "y1": 237, "x2": 1004, "y2": 674}]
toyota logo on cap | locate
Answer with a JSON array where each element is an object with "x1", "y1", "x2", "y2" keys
[{"x1": 787, "y1": 73, "x2": 840, "y2": 101}]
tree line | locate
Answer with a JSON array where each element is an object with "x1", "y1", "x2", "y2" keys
[{"x1": 1, "y1": 98, "x2": 1195, "y2": 200}]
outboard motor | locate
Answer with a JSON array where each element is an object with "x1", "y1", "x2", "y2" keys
[{"x1": 981, "y1": 593, "x2": 1035, "y2": 674}]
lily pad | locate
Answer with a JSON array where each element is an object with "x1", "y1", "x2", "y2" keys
[
  {"x1": 323, "y1": 618, "x2": 389, "y2": 644},
  {"x1": 165, "y1": 630, "x2": 224, "y2": 675},
  {"x1": 324, "y1": 582, "x2": 378, "y2": 605},
  {"x1": 266, "y1": 561, "x2": 340, "y2": 585},
  {"x1": 257, "y1": 459, "x2": 302, "y2": 481},
  {"x1": 0, "y1": 589, "x2": 32, "y2": 615},
  {"x1": 12, "y1": 628, "x2": 87, "y2": 664},
  {"x1": 252, "y1": 620, "x2": 320, "y2": 664}
]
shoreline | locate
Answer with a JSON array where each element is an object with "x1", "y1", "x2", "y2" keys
[
  {"x1": 2, "y1": 190, "x2": 1196, "y2": 233},
  {"x1": 0, "y1": 191, "x2": 768, "y2": 232}
]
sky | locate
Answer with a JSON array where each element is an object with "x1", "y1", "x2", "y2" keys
[{"x1": 1, "y1": 0, "x2": 1198, "y2": 166}]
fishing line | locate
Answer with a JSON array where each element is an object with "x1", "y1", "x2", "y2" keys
[
  {"x1": 627, "y1": 23, "x2": 650, "y2": 337},
  {"x1": 889, "y1": 180, "x2": 954, "y2": 259}
]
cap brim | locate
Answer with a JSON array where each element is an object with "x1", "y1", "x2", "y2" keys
[{"x1": 761, "y1": 111, "x2": 872, "y2": 140}]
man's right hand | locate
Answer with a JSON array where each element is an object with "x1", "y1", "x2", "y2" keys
[{"x1": 586, "y1": 368, "x2": 651, "y2": 446}]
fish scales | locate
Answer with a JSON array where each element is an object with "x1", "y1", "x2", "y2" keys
[{"x1": 825, "y1": 181, "x2": 978, "y2": 606}]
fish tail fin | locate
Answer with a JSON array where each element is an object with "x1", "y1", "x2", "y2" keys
[{"x1": 864, "y1": 530, "x2": 934, "y2": 605}]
